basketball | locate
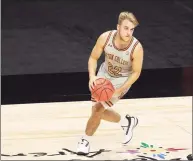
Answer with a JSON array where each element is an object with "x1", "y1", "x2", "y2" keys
[{"x1": 91, "y1": 77, "x2": 115, "y2": 102}]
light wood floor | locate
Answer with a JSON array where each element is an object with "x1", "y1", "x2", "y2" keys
[{"x1": 1, "y1": 96, "x2": 192, "y2": 160}]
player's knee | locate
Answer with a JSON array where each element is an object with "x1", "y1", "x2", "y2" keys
[{"x1": 92, "y1": 102, "x2": 105, "y2": 117}]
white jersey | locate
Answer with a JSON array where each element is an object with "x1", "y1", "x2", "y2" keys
[{"x1": 103, "y1": 30, "x2": 139, "y2": 77}]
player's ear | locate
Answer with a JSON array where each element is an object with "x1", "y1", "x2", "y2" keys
[{"x1": 117, "y1": 24, "x2": 120, "y2": 31}]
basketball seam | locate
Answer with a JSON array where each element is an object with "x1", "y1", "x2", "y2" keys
[
  {"x1": 91, "y1": 78, "x2": 106, "y2": 96},
  {"x1": 99, "y1": 88, "x2": 108, "y2": 101},
  {"x1": 91, "y1": 85, "x2": 104, "y2": 97},
  {"x1": 92, "y1": 78, "x2": 115, "y2": 101},
  {"x1": 106, "y1": 85, "x2": 114, "y2": 93},
  {"x1": 106, "y1": 82, "x2": 115, "y2": 91},
  {"x1": 104, "y1": 89, "x2": 109, "y2": 100}
]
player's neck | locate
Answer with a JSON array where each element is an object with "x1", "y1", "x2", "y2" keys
[{"x1": 116, "y1": 32, "x2": 132, "y2": 46}]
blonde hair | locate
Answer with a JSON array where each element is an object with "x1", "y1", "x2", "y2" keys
[{"x1": 118, "y1": 11, "x2": 139, "y2": 27}]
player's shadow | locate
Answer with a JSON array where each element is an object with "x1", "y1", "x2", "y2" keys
[{"x1": 62, "y1": 148, "x2": 111, "y2": 158}]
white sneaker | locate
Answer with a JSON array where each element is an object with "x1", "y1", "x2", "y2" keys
[
  {"x1": 121, "y1": 115, "x2": 138, "y2": 144},
  {"x1": 77, "y1": 138, "x2": 90, "y2": 155}
]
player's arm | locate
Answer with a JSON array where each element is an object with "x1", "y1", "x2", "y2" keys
[
  {"x1": 88, "y1": 31, "x2": 110, "y2": 79},
  {"x1": 119, "y1": 42, "x2": 144, "y2": 91}
]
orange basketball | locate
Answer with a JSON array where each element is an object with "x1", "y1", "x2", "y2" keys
[{"x1": 91, "y1": 78, "x2": 115, "y2": 102}]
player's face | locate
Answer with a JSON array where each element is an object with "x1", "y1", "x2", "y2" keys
[{"x1": 117, "y1": 19, "x2": 135, "y2": 42}]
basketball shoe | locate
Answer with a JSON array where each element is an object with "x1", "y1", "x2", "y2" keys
[
  {"x1": 121, "y1": 115, "x2": 138, "y2": 144},
  {"x1": 76, "y1": 137, "x2": 90, "y2": 155}
]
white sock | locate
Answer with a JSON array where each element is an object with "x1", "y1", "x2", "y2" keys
[
  {"x1": 82, "y1": 134, "x2": 92, "y2": 142},
  {"x1": 119, "y1": 115, "x2": 127, "y2": 127}
]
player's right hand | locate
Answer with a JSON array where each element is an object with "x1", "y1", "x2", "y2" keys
[{"x1": 89, "y1": 76, "x2": 98, "y2": 92}]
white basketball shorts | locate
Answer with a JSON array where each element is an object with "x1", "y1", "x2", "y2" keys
[{"x1": 91, "y1": 63, "x2": 132, "y2": 109}]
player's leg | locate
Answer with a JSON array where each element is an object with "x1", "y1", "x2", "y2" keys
[
  {"x1": 101, "y1": 107, "x2": 121, "y2": 123},
  {"x1": 85, "y1": 102, "x2": 106, "y2": 136},
  {"x1": 101, "y1": 87, "x2": 139, "y2": 145},
  {"x1": 76, "y1": 102, "x2": 106, "y2": 155},
  {"x1": 76, "y1": 100, "x2": 123, "y2": 155},
  {"x1": 91, "y1": 96, "x2": 121, "y2": 123},
  {"x1": 99, "y1": 86, "x2": 127, "y2": 123},
  {"x1": 76, "y1": 63, "x2": 107, "y2": 155}
]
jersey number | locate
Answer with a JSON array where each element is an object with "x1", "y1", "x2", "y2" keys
[{"x1": 108, "y1": 62, "x2": 122, "y2": 76}]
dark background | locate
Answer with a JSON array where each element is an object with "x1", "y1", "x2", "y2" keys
[
  {"x1": 2, "y1": 0, "x2": 193, "y2": 76},
  {"x1": 1, "y1": 0, "x2": 193, "y2": 105}
]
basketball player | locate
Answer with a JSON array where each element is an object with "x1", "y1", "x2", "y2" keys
[{"x1": 77, "y1": 11, "x2": 144, "y2": 155}]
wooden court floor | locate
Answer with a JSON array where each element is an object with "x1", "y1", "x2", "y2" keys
[{"x1": 1, "y1": 96, "x2": 192, "y2": 160}]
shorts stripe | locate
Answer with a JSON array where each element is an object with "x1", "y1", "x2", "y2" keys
[
  {"x1": 108, "y1": 101, "x2": 113, "y2": 106},
  {"x1": 105, "y1": 101, "x2": 112, "y2": 107},
  {"x1": 91, "y1": 97, "x2": 96, "y2": 102}
]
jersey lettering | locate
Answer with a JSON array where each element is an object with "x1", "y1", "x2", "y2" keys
[{"x1": 108, "y1": 62, "x2": 122, "y2": 77}]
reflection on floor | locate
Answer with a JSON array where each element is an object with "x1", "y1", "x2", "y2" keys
[{"x1": 1, "y1": 96, "x2": 192, "y2": 160}]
